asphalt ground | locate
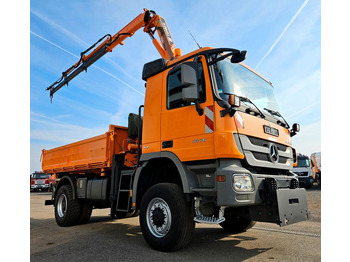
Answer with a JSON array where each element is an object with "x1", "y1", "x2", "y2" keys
[{"x1": 30, "y1": 186, "x2": 321, "y2": 261}]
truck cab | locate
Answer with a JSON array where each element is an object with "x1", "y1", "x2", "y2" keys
[
  {"x1": 137, "y1": 47, "x2": 307, "y2": 228},
  {"x1": 293, "y1": 154, "x2": 313, "y2": 188}
]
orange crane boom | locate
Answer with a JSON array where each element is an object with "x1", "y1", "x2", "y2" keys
[{"x1": 46, "y1": 8, "x2": 181, "y2": 99}]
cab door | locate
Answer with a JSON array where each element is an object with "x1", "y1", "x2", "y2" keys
[{"x1": 160, "y1": 56, "x2": 215, "y2": 162}]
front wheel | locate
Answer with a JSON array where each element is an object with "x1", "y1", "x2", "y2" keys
[{"x1": 139, "y1": 183, "x2": 195, "y2": 251}]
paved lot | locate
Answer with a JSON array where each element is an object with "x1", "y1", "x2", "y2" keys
[{"x1": 31, "y1": 187, "x2": 321, "y2": 261}]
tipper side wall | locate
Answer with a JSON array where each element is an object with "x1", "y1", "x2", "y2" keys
[{"x1": 41, "y1": 125, "x2": 128, "y2": 173}]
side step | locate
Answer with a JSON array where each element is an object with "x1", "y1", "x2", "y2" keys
[
  {"x1": 193, "y1": 197, "x2": 226, "y2": 224},
  {"x1": 110, "y1": 154, "x2": 135, "y2": 218},
  {"x1": 194, "y1": 215, "x2": 225, "y2": 224},
  {"x1": 115, "y1": 170, "x2": 134, "y2": 212}
]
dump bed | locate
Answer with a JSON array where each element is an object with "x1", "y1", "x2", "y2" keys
[{"x1": 42, "y1": 125, "x2": 128, "y2": 173}]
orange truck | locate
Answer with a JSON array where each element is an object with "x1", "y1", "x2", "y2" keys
[
  {"x1": 310, "y1": 152, "x2": 321, "y2": 185},
  {"x1": 42, "y1": 9, "x2": 309, "y2": 251}
]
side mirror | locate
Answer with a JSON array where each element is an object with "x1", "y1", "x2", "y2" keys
[
  {"x1": 231, "y1": 50, "x2": 247, "y2": 63},
  {"x1": 290, "y1": 123, "x2": 300, "y2": 137},
  {"x1": 180, "y1": 62, "x2": 203, "y2": 116},
  {"x1": 182, "y1": 86, "x2": 198, "y2": 102},
  {"x1": 228, "y1": 94, "x2": 240, "y2": 107},
  {"x1": 181, "y1": 62, "x2": 198, "y2": 102}
]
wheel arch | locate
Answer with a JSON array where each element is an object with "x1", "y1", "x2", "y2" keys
[
  {"x1": 54, "y1": 175, "x2": 77, "y2": 202},
  {"x1": 132, "y1": 152, "x2": 198, "y2": 209}
]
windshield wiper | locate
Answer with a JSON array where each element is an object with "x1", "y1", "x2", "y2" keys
[
  {"x1": 263, "y1": 108, "x2": 290, "y2": 128},
  {"x1": 240, "y1": 96, "x2": 265, "y2": 119}
]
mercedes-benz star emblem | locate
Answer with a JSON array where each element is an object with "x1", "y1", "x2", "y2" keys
[{"x1": 268, "y1": 143, "x2": 279, "y2": 163}]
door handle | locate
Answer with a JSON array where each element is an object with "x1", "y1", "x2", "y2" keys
[{"x1": 162, "y1": 140, "x2": 173, "y2": 149}]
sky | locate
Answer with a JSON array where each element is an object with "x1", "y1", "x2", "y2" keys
[{"x1": 29, "y1": 0, "x2": 321, "y2": 173}]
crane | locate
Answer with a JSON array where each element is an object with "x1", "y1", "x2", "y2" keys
[{"x1": 46, "y1": 8, "x2": 181, "y2": 99}]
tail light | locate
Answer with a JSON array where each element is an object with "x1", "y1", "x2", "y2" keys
[
  {"x1": 31, "y1": 180, "x2": 35, "y2": 185},
  {"x1": 45, "y1": 178, "x2": 49, "y2": 184}
]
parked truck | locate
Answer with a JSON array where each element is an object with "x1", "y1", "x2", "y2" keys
[
  {"x1": 293, "y1": 154, "x2": 313, "y2": 188},
  {"x1": 43, "y1": 9, "x2": 309, "y2": 251},
  {"x1": 310, "y1": 152, "x2": 321, "y2": 185},
  {"x1": 31, "y1": 171, "x2": 50, "y2": 192}
]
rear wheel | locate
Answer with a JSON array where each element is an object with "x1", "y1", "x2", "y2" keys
[
  {"x1": 78, "y1": 202, "x2": 93, "y2": 224},
  {"x1": 139, "y1": 183, "x2": 195, "y2": 251},
  {"x1": 220, "y1": 208, "x2": 255, "y2": 233},
  {"x1": 54, "y1": 185, "x2": 81, "y2": 227}
]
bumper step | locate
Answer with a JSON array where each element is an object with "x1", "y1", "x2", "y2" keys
[{"x1": 194, "y1": 215, "x2": 225, "y2": 224}]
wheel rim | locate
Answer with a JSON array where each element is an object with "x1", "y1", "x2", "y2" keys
[
  {"x1": 57, "y1": 193, "x2": 67, "y2": 218},
  {"x1": 146, "y1": 197, "x2": 172, "y2": 238}
]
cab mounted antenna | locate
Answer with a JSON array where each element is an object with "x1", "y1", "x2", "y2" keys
[{"x1": 188, "y1": 30, "x2": 201, "y2": 49}]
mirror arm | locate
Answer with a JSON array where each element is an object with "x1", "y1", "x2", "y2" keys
[
  {"x1": 208, "y1": 52, "x2": 234, "y2": 66},
  {"x1": 290, "y1": 131, "x2": 297, "y2": 137},
  {"x1": 195, "y1": 100, "x2": 203, "y2": 116},
  {"x1": 220, "y1": 107, "x2": 236, "y2": 117}
]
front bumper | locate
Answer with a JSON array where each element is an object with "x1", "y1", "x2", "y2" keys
[
  {"x1": 215, "y1": 159, "x2": 310, "y2": 226},
  {"x1": 31, "y1": 184, "x2": 49, "y2": 189}
]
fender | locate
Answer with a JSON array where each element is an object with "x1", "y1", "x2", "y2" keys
[
  {"x1": 54, "y1": 175, "x2": 77, "y2": 201},
  {"x1": 132, "y1": 151, "x2": 199, "y2": 208}
]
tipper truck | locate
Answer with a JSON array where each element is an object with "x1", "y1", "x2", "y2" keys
[{"x1": 42, "y1": 9, "x2": 309, "y2": 251}]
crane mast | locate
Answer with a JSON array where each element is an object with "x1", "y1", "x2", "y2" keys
[{"x1": 47, "y1": 8, "x2": 181, "y2": 99}]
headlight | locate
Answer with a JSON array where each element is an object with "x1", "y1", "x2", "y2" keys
[{"x1": 233, "y1": 174, "x2": 254, "y2": 192}]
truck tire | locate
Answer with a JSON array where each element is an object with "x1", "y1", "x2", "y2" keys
[
  {"x1": 54, "y1": 185, "x2": 81, "y2": 227},
  {"x1": 78, "y1": 202, "x2": 93, "y2": 224},
  {"x1": 139, "y1": 183, "x2": 195, "y2": 251},
  {"x1": 220, "y1": 209, "x2": 255, "y2": 233}
]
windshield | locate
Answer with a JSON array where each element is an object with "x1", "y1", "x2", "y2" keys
[
  {"x1": 33, "y1": 173, "x2": 48, "y2": 179},
  {"x1": 212, "y1": 55, "x2": 280, "y2": 112},
  {"x1": 296, "y1": 158, "x2": 310, "y2": 167}
]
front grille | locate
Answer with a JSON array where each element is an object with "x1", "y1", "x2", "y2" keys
[
  {"x1": 248, "y1": 136, "x2": 288, "y2": 152},
  {"x1": 294, "y1": 171, "x2": 308, "y2": 176},
  {"x1": 239, "y1": 134, "x2": 293, "y2": 170},
  {"x1": 252, "y1": 152, "x2": 288, "y2": 164}
]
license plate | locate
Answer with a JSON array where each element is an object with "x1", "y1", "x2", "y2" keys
[
  {"x1": 35, "y1": 180, "x2": 44, "y2": 185},
  {"x1": 276, "y1": 188, "x2": 310, "y2": 226},
  {"x1": 264, "y1": 125, "x2": 279, "y2": 137}
]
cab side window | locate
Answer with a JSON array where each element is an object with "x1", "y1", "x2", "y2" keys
[{"x1": 167, "y1": 62, "x2": 206, "y2": 110}]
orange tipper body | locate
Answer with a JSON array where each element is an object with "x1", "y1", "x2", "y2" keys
[
  {"x1": 42, "y1": 125, "x2": 129, "y2": 173},
  {"x1": 42, "y1": 9, "x2": 309, "y2": 252}
]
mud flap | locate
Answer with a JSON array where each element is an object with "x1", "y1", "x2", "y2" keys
[{"x1": 276, "y1": 188, "x2": 310, "y2": 226}]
